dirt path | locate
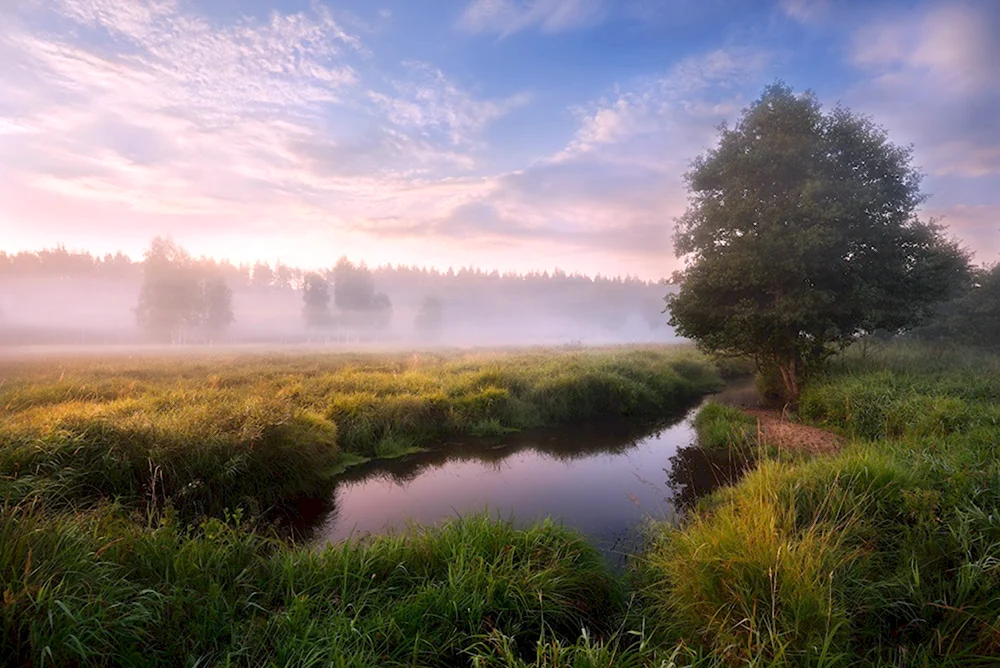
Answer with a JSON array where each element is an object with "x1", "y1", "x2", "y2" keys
[{"x1": 745, "y1": 408, "x2": 843, "y2": 455}]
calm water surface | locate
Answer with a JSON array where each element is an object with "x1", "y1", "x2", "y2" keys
[{"x1": 302, "y1": 384, "x2": 756, "y2": 559}]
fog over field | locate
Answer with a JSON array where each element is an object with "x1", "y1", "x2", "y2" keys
[{"x1": 0, "y1": 246, "x2": 678, "y2": 349}]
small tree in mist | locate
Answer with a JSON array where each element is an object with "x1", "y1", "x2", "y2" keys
[
  {"x1": 302, "y1": 272, "x2": 331, "y2": 327},
  {"x1": 333, "y1": 257, "x2": 376, "y2": 310},
  {"x1": 667, "y1": 83, "x2": 970, "y2": 404},
  {"x1": 251, "y1": 261, "x2": 274, "y2": 290},
  {"x1": 333, "y1": 257, "x2": 392, "y2": 328},
  {"x1": 201, "y1": 275, "x2": 234, "y2": 335},
  {"x1": 415, "y1": 296, "x2": 444, "y2": 337},
  {"x1": 136, "y1": 237, "x2": 235, "y2": 342},
  {"x1": 914, "y1": 263, "x2": 1000, "y2": 349},
  {"x1": 370, "y1": 292, "x2": 393, "y2": 329},
  {"x1": 136, "y1": 237, "x2": 200, "y2": 342}
]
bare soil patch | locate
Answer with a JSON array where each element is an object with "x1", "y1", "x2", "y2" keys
[{"x1": 745, "y1": 408, "x2": 843, "y2": 455}]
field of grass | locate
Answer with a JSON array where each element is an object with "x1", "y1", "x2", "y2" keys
[
  {"x1": 0, "y1": 346, "x2": 720, "y2": 521},
  {"x1": 639, "y1": 344, "x2": 1000, "y2": 665},
  {"x1": 2, "y1": 508, "x2": 634, "y2": 666},
  {"x1": 1, "y1": 345, "x2": 722, "y2": 666},
  {"x1": 6, "y1": 342, "x2": 999, "y2": 665}
]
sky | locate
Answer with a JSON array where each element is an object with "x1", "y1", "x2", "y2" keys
[{"x1": 0, "y1": 0, "x2": 997, "y2": 280}]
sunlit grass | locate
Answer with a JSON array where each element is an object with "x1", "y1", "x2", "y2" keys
[
  {"x1": 0, "y1": 346, "x2": 720, "y2": 521},
  {"x1": 638, "y1": 344, "x2": 1000, "y2": 665},
  {"x1": 9, "y1": 342, "x2": 998, "y2": 664}
]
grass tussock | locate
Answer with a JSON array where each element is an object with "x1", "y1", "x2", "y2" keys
[
  {"x1": 693, "y1": 402, "x2": 758, "y2": 452},
  {"x1": 0, "y1": 347, "x2": 720, "y2": 519},
  {"x1": 0, "y1": 509, "x2": 626, "y2": 667},
  {"x1": 639, "y1": 344, "x2": 1000, "y2": 665}
]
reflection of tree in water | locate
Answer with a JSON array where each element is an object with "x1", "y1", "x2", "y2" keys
[
  {"x1": 336, "y1": 405, "x2": 691, "y2": 488},
  {"x1": 666, "y1": 445, "x2": 753, "y2": 512},
  {"x1": 275, "y1": 486, "x2": 340, "y2": 541},
  {"x1": 285, "y1": 404, "x2": 696, "y2": 538}
]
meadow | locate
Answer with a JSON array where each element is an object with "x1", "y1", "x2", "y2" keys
[
  {"x1": 1, "y1": 345, "x2": 720, "y2": 666},
  {"x1": 0, "y1": 346, "x2": 720, "y2": 521},
  {"x1": 5, "y1": 343, "x2": 1000, "y2": 665}
]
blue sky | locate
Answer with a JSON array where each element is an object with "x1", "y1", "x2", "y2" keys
[{"x1": 1, "y1": 0, "x2": 997, "y2": 278}]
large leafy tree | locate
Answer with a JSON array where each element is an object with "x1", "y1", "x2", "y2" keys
[{"x1": 668, "y1": 83, "x2": 969, "y2": 403}]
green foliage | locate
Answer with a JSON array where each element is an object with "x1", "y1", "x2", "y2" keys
[
  {"x1": 913, "y1": 262, "x2": 1000, "y2": 350},
  {"x1": 135, "y1": 237, "x2": 235, "y2": 342},
  {"x1": 301, "y1": 271, "x2": 331, "y2": 327},
  {"x1": 693, "y1": 402, "x2": 757, "y2": 452},
  {"x1": 332, "y1": 257, "x2": 392, "y2": 328},
  {"x1": 639, "y1": 344, "x2": 1000, "y2": 665},
  {"x1": 5, "y1": 343, "x2": 1000, "y2": 664},
  {"x1": 668, "y1": 83, "x2": 970, "y2": 403},
  {"x1": 0, "y1": 511, "x2": 621, "y2": 667}
]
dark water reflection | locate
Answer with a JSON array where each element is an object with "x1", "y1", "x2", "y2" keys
[{"x1": 287, "y1": 383, "x2": 757, "y2": 561}]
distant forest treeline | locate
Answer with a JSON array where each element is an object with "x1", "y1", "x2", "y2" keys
[{"x1": 0, "y1": 243, "x2": 675, "y2": 346}]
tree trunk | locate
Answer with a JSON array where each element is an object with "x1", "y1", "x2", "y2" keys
[{"x1": 777, "y1": 356, "x2": 800, "y2": 408}]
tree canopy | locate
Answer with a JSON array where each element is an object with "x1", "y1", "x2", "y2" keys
[{"x1": 668, "y1": 83, "x2": 970, "y2": 402}]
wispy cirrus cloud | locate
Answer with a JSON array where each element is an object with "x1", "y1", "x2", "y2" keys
[
  {"x1": 0, "y1": 0, "x2": 535, "y2": 269},
  {"x1": 456, "y1": 0, "x2": 605, "y2": 36},
  {"x1": 370, "y1": 62, "x2": 532, "y2": 148},
  {"x1": 358, "y1": 46, "x2": 772, "y2": 273},
  {"x1": 553, "y1": 47, "x2": 768, "y2": 161},
  {"x1": 3, "y1": 0, "x2": 993, "y2": 278}
]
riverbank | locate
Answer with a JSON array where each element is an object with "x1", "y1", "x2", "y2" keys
[
  {"x1": 2, "y1": 346, "x2": 721, "y2": 665},
  {"x1": 0, "y1": 346, "x2": 721, "y2": 522},
  {"x1": 640, "y1": 344, "x2": 1000, "y2": 665}
]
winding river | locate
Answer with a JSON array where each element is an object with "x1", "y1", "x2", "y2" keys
[{"x1": 293, "y1": 381, "x2": 757, "y2": 561}]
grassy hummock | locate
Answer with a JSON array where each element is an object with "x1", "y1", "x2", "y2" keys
[{"x1": 0, "y1": 346, "x2": 720, "y2": 519}]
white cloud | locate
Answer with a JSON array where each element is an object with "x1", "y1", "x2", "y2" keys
[
  {"x1": 0, "y1": 0, "x2": 541, "y2": 271},
  {"x1": 846, "y1": 0, "x2": 1000, "y2": 177},
  {"x1": 553, "y1": 47, "x2": 766, "y2": 162},
  {"x1": 457, "y1": 0, "x2": 605, "y2": 36},
  {"x1": 369, "y1": 62, "x2": 531, "y2": 148},
  {"x1": 780, "y1": 0, "x2": 828, "y2": 24},
  {"x1": 370, "y1": 46, "x2": 772, "y2": 276},
  {"x1": 0, "y1": 118, "x2": 38, "y2": 135}
]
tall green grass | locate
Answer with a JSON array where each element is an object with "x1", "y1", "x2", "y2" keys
[
  {"x1": 0, "y1": 347, "x2": 720, "y2": 520},
  {"x1": 1, "y1": 508, "x2": 625, "y2": 666},
  {"x1": 639, "y1": 344, "x2": 1000, "y2": 665},
  {"x1": 12, "y1": 342, "x2": 998, "y2": 665}
]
